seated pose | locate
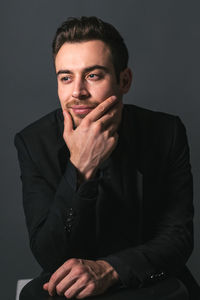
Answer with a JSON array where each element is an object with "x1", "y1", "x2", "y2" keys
[{"x1": 15, "y1": 16, "x2": 199, "y2": 299}]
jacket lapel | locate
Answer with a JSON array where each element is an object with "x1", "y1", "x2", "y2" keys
[{"x1": 96, "y1": 105, "x2": 144, "y2": 248}]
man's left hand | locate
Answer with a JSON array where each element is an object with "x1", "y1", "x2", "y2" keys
[{"x1": 43, "y1": 258, "x2": 119, "y2": 299}]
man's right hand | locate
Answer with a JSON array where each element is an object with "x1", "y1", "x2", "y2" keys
[{"x1": 63, "y1": 96, "x2": 123, "y2": 183}]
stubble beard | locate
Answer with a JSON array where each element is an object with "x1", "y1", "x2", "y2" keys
[{"x1": 68, "y1": 110, "x2": 86, "y2": 129}]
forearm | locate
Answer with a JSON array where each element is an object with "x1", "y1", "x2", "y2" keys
[
  {"x1": 30, "y1": 173, "x2": 99, "y2": 272},
  {"x1": 100, "y1": 217, "x2": 193, "y2": 288},
  {"x1": 100, "y1": 179, "x2": 193, "y2": 288},
  {"x1": 15, "y1": 133, "x2": 99, "y2": 272},
  {"x1": 100, "y1": 126, "x2": 194, "y2": 289}
]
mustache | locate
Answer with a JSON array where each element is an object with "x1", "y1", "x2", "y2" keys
[{"x1": 66, "y1": 100, "x2": 99, "y2": 108}]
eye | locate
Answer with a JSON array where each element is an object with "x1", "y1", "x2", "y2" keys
[
  {"x1": 61, "y1": 76, "x2": 71, "y2": 83},
  {"x1": 89, "y1": 74, "x2": 97, "y2": 78},
  {"x1": 87, "y1": 73, "x2": 102, "y2": 80}
]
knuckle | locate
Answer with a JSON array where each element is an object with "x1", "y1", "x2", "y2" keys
[
  {"x1": 67, "y1": 258, "x2": 77, "y2": 265},
  {"x1": 63, "y1": 262, "x2": 69, "y2": 271},
  {"x1": 82, "y1": 273, "x2": 90, "y2": 283},
  {"x1": 109, "y1": 135, "x2": 118, "y2": 148},
  {"x1": 74, "y1": 265, "x2": 85, "y2": 276},
  {"x1": 104, "y1": 130, "x2": 110, "y2": 139},
  {"x1": 82, "y1": 118, "x2": 90, "y2": 127},
  {"x1": 50, "y1": 273, "x2": 57, "y2": 282},
  {"x1": 93, "y1": 122, "x2": 102, "y2": 133},
  {"x1": 109, "y1": 136, "x2": 115, "y2": 143},
  {"x1": 98, "y1": 104, "x2": 105, "y2": 113}
]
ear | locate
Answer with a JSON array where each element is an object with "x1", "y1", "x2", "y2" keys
[{"x1": 119, "y1": 68, "x2": 132, "y2": 94}]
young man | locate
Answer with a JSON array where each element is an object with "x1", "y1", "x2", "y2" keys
[{"x1": 15, "y1": 17, "x2": 198, "y2": 299}]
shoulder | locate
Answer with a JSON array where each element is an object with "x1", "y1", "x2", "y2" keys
[
  {"x1": 14, "y1": 108, "x2": 63, "y2": 150},
  {"x1": 122, "y1": 104, "x2": 188, "y2": 155},
  {"x1": 123, "y1": 104, "x2": 185, "y2": 135},
  {"x1": 17, "y1": 108, "x2": 62, "y2": 136},
  {"x1": 124, "y1": 104, "x2": 179, "y2": 124}
]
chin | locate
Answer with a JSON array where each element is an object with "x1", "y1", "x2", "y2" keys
[{"x1": 73, "y1": 116, "x2": 85, "y2": 129}]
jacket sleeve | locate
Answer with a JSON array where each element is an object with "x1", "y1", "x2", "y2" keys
[
  {"x1": 100, "y1": 116, "x2": 194, "y2": 288},
  {"x1": 14, "y1": 132, "x2": 99, "y2": 273}
]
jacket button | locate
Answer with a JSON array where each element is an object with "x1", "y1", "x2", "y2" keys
[{"x1": 65, "y1": 223, "x2": 72, "y2": 232}]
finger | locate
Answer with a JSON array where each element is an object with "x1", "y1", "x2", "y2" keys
[
  {"x1": 101, "y1": 98, "x2": 122, "y2": 118},
  {"x1": 104, "y1": 122, "x2": 120, "y2": 137},
  {"x1": 113, "y1": 132, "x2": 119, "y2": 144},
  {"x1": 76, "y1": 283, "x2": 96, "y2": 299},
  {"x1": 63, "y1": 109, "x2": 73, "y2": 133},
  {"x1": 84, "y1": 95, "x2": 118, "y2": 123},
  {"x1": 56, "y1": 275, "x2": 77, "y2": 296},
  {"x1": 96, "y1": 100, "x2": 123, "y2": 130},
  {"x1": 48, "y1": 264, "x2": 71, "y2": 296},
  {"x1": 63, "y1": 277, "x2": 89, "y2": 299},
  {"x1": 43, "y1": 282, "x2": 48, "y2": 290},
  {"x1": 107, "y1": 132, "x2": 119, "y2": 154},
  {"x1": 95, "y1": 104, "x2": 123, "y2": 137}
]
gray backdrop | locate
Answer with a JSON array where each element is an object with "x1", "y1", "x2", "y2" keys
[{"x1": 1, "y1": 1, "x2": 199, "y2": 299}]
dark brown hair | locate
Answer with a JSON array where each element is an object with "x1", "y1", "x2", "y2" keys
[{"x1": 52, "y1": 16, "x2": 129, "y2": 82}]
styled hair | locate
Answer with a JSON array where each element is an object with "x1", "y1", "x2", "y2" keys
[{"x1": 52, "y1": 16, "x2": 129, "y2": 82}]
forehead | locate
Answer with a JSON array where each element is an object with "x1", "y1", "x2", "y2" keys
[{"x1": 55, "y1": 40, "x2": 113, "y2": 72}]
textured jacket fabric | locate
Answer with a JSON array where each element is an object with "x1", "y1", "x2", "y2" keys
[{"x1": 15, "y1": 104, "x2": 194, "y2": 289}]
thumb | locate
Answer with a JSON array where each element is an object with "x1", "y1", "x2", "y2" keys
[
  {"x1": 63, "y1": 109, "x2": 73, "y2": 133},
  {"x1": 43, "y1": 282, "x2": 48, "y2": 290}
]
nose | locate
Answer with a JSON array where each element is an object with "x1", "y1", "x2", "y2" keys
[{"x1": 72, "y1": 77, "x2": 90, "y2": 99}]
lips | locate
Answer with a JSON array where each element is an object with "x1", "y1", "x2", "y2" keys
[{"x1": 70, "y1": 106, "x2": 95, "y2": 115}]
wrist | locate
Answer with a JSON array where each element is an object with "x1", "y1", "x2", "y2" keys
[
  {"x1": 96, "y1": 260, "x2": 119, "y2": 284},
  {"x1": 70, "y1": 157, "x2": 97, "y2": 182}
]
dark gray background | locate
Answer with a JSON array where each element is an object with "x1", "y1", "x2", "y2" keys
[{"x1": 1, "y1": 1, "x2": 199, "y2": 299}]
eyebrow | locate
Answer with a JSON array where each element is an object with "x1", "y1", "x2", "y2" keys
[{"x1": 56, "y1": 65, "x2": 109, "y2": 76}]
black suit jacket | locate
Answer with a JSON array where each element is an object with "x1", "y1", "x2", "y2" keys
[{"x1": 15, "y1": 104, "x2": 195, "y2": 290}]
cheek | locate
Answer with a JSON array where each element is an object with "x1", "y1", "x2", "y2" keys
[
  {"x1": 58, "y1": 85, "x2": 70, "y2": 103},
  {"x1": 90, "y1": 81, "x2": 116, "y2": 102}
]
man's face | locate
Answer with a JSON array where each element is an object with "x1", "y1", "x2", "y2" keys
[{"x1": 55, "y1": 40, "x2": 123, "y2": 128}]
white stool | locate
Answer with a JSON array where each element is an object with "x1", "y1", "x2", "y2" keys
[{"x1": 16, "y1": 279, "x2": 32, "y2": 300}]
